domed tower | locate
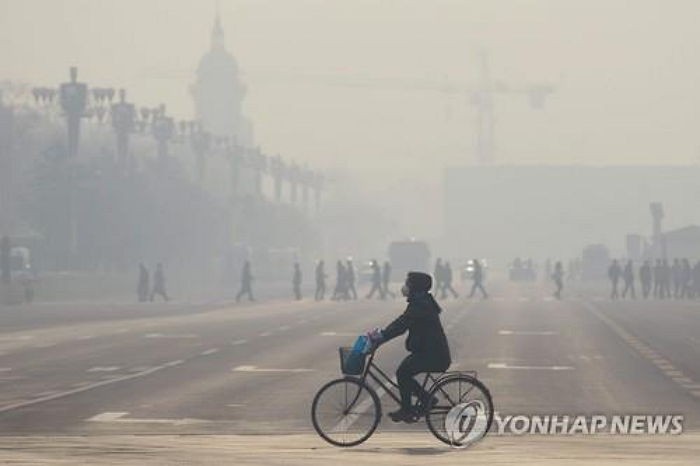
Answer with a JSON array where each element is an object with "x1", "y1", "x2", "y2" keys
[{"x1": 191, "y1": 12, "x2": 253, "y2": 144}]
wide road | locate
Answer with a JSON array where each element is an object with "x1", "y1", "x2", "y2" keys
[{"x1": 0, "y1": 280, "x2": 698, "y2": 440}]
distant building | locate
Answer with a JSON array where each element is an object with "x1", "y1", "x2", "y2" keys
[
  {"x1": 191, "y1": 12, "x2": 253, "y2": 145},
  {"x1": 662, "y1": 225, "x2": 700, "y2": 259},
  {"x1": 444, "y1": 165, "x2": 700, "y2": 264}
]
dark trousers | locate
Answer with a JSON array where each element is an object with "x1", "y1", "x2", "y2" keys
[
  {"x1": 236, "y1": 283, "x2": 254, "y2": 302},
  {"x1": 396, "y1": 352, "x2": 450, "y2": 411},
  {"x1": 469, "y1": 280, "x2": 487, "y2": 298}
]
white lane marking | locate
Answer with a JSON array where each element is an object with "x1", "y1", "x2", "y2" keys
[
  {"x1": 87, "y1": 366, "x2": 121, "y2": 372},
  {"x1": 258, "y1": 332, "x2": 272, "y2": 337},
  {"x1": 277, "y1": 326, "x2": 290, "y2": 331},
  {"x1": 319, "y1": 331, "x2": 356, "y2": 337},
  {"x1": 77, "y1": 335, "x2": 94, "y2": 340},
  {"x1": 87, "y1": 412, "x2": 205, "y2": 425},
  {"x1": 0, "y1": 368, "x2": 11, "y2": 372},
  {"x1": 681, "y1": 383, "x2": 700, "y2": 390},
  {"x1": 164, "y1": 360, "x2": 184, "y2": 367},
  {"x1": 498, "y1": 330, "x2": 557, "y2": 336},
  {"x1": 487, "y1": 363, "x2": 574, "y2": 371},
  {"x1": 0, "y1": 335, "x2": 33, "y2": 341},
  {"x1": 232, "y1": 365, "x2": 313, "y2": 373},
  {"x1": 0, "y1": 357, "x2": 194, "y2": 415},
  {"x1": 226, "y1": 403, "x2": 245, "y2": 408},
  {"x1": 200, "y1": 348, "x2": 219, "y2": 356},
  {"x1": 144, "y1": 333, "x2": 198, "y2": 339},
  {"x1": 231, "y1": 339, "x2": 247, "y2": 345}
]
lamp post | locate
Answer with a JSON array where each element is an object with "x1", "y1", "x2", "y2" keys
[
  {"x1": 151, "y1": 104, "x2": 174, "y2": 163},
  {"x1": 110, "y1": 89, "x2": 135, "y2": 171},
  {"x1": 59, "y1": 66, "x2": 88, "y2": 158},
  {"x1": 248, "y1": 146, "x2": 267, "y2": 198}
]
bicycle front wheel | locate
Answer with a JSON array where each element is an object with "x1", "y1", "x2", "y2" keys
[
  {"x1": 425, "y1": 375, "x2": 494, "y2": 447},
  {"x1": 311, "y1": 377, "x2": 381, "y2": 447}
]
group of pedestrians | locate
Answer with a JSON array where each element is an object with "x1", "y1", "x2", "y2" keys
[
  {"x1": 137, "y1": 263, "x2": 169, "y2": 302},
  {"x1": 433, "y1": 259, "x2": 459, "y2": 299},
  {"x1": 312, "y1": 259, "x2": 395, "y2": 301},
  {"x1": 608, "y1": 258, "x2": 700, "y2": 300}
]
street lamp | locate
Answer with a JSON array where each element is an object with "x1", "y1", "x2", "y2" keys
[
  {"x1": 110, "y1": 89, "x2": 136, "y2": 172},
  {"x1": 58, "y1": 66, "x2": 88, "y2": 158},
  {"x1": 151, "y1": 104, "x2": 175, "y2": 163}
]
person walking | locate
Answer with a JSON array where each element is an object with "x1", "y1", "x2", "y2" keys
[
  {"x1": 382, "y1": 261, "x2": 395, "y2": 299},
  {"x1": 150, "y1": 263, "x2": 169, "y2": 302},
  {"x1": 293, "y1": 262, "x2": 302, "y2": 300},
  {"x1": 332, "y1": 260, "x2": 347, "y2": 300},
  {"x1": 346, "y1": 259, "x2": 358, "y2": 300},
  {"x1": 468, "y1": 259, "x2": 488, "y2": 299},
  {"x1": 236, "y1": 260, "x2": 254, "y2": 302},
  {"x1": 639, "y1": 260, "x2": 652, "y2": 299},
  {"x1": 433, "y1": 258, "x2": 445, "y2": 298},
  {"x1": 552, "y1": 261, "x2": 564, "y2": 299},
  {"x1": 315, "y1": 260, "x2": 327, "y2": 300},
  {"x1": 442, "y1": 261, "x2": 459, "y2": 298},
  {"x1": 621, "y1": 260, "x2": 635, "y2": 299},
  {"x1": 366, "y1": 259, "x2": 385, "y2": 299}
]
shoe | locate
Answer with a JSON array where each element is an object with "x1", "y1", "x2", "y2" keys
[
  {"x1": 388, "y1": 409, "x2": 418, "y2": 423},
  {"x1": 416, "y1": 396, "x2": 439, "y2": 416}
]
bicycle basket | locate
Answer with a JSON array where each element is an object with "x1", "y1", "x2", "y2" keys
[{"x1": 339, "y1": 346, "x2": 367, "y2": 375}]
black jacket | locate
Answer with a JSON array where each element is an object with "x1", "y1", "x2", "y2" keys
[{"x1": 382, "y1": 292, "x2": 451, "y2": 363}]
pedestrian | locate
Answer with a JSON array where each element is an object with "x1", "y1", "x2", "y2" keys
[
  {"x1": 236, "y1": 260, "x2": 254, "y2": 302},
  {"x1": 366, "y1": 259, "x2": 385, "y2": 299},
  {"x1": 382, "y1": 261, "x2": 395, "y2": 299},
  {"x1": 639, "y1": 260, "x2": 652, "y2": 299},
  {"x1": 332, "y1": 260, "x2": 347, "y2": 300},
  {"x1": 150, "y1": 263, "x2": 169, "y2": 302},
  {"x1": 552, "y1": 261, "x2": 564, "y2": 299},
  {"x1": 346, "y1": 259, "x2": 358, "y2": 300},
  {"x1": 442, "y1": 261, "x2": 459, "y2": 298},
  {"x1": 621, "y1": 260, "x2": 635, "y2": 299},
  {"x1": 137, "y1": 263, "x2": 149, "y2": 302},
  {"x1": 653, "y1": 259, "x2": 662, "y2": 298},
  {"x1": 680, "y1": 259, "x2": 692, "y2": 299},
  {"x1": 468, "y1": 259, "x2": 488, "y2": 299},
  {"x1": 293, "y1": 262, "x2": 302, "y2": 300},
  {"x1": 608, "y1": 259, "x2": 621, "y2": 300},
  {"x1": 660, "y1": 259, "x2": 671, "y2": 299},
  {"x1": 433, "y1": 258, "x2": 444, "y2": 298},
  {"x1": 315, "y1": 260, "x2": 327, "y2": 300},
  {"x1": 671, "y1": 258, "x2": 682, "y2": 299},
  {"x1": 693, "y1": 260, "x2": 700, "y2": 299}
]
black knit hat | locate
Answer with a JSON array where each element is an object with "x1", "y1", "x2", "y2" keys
[{"x1": 406, "y1": 271, "x2": 432, "y2": 293}]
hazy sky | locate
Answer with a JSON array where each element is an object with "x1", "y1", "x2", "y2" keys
[{"x1": 2, "y1": 0, "x2": 700, "y2": 176}]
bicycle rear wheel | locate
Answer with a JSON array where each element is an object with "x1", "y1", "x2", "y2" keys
[
  {"x1": 311, "y1": 377, "x2": 381, "y2": 447},
  {"x1": 425, "y1": 375, "x2": 493, "y2": 447}
]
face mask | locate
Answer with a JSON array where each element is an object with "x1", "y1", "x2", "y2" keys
[{"x1": 401, "y1": 284, "x2": 409, "y2": 297}]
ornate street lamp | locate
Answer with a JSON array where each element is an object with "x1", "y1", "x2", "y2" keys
[
  {"x1": 58, "y1": 66, "x2": 88, "y2": 158},
  {"x1": 151, "y1": 104, "x2": 175, "y2": 163},
  {"x1": 110, "y1": 89, "x2": 136, "y2": 171}
]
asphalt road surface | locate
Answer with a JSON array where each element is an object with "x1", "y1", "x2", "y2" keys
[{"x1": 0, "y1": 280, "x2": 698, "y2": 447}]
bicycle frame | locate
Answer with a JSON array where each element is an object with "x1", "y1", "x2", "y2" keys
[{"x1": 353, "y1": 349, "x2": 443, "y2": 409}]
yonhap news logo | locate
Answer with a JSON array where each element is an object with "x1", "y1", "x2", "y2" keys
[{"x1": 492, "y1": 413, "x2": 684, "y2": 436}]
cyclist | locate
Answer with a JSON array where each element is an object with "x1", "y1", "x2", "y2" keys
[{"x1": 368, "y1": 271, "x2": 451, "y2": 423}]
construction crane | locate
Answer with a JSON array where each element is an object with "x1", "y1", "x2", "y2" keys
[{"x1": 140, "y1": 50, "x2": 555, "y2": 165}]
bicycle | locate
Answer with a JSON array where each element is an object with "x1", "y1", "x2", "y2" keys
[{"x1": 311, "y1": 345, "x2": 494, "y2": 447}]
